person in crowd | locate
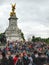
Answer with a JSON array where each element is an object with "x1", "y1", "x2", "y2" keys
[
  {"x1": 28, "y1": 54, "x2": 33, "y2": 65},
  {"x1": 33, "y1": 51, "x2": 39, "y2": 65},
  {"x1": 1, "y1": 52, "x2": 8, "y2": 65},
  {"x1": 13, "y1": 53, "x2": 19, "y2": 65},
  {"x1": 15, "y1": 53, "x2": 24, "y2": 65},
  {"x1": 7, "y1": 51, "x2": 14, "y2": 65},
  {"x1": 23, "y1": 51, "x2": 30, "y2": 65}
]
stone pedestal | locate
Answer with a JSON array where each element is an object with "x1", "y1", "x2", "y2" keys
[{"x1": 5, "y1": 14, "x2": 23, "y2": 41}]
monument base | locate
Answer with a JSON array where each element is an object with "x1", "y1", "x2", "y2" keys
[{"x1": 6, "y1": 37, "x2": 23, "y2": 41}]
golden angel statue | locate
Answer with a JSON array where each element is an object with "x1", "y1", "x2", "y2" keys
[
  {"x1": 10, "y1": 3, "x2": 16, "y2": 16},
  {"x1": 12, "y1": 3, "x2": 16, "y2": 12}
]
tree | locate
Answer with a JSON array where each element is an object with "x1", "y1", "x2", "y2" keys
[
  {"x1": 21, "y1": 32, "x2": 25, "y2": 41},
  {"x1": 0, "y1": 33, "x2": 6, "y2": 44},
  {"x1": 32, "y1": 36, "x2": 35, "y2": 42},
  {"x1": 35, "y1": 37, "x2": 41, "y2": 42},
  {"x1": 31, "y1": 36, "x2": 49, "y2": 44}
]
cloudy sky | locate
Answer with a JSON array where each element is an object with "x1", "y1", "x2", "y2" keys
[{"x1": 0, "y1": 0, "x2": 49, "y2": 39}]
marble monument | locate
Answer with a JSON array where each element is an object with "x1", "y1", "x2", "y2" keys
[{"x1": 5, "y1": 4, "x2": 23, "y2": 41}]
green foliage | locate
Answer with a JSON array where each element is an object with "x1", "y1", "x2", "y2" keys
[
  {"x1": 0, "y1": 33, "x2": 6, "y2": 45},
  {"x1": 21, "y1": 32, "x2": 25, "y2": 41},
  {"x1": 44, "y1": 38, "x2": 49, "y2": 44},
  {"x1": 31, "y1": 36, "x2": 49, "y2": 44},
  {"x1": 32, "y1": 36, "x2": 35, "y2": 42}
]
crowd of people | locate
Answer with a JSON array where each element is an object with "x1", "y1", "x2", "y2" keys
[{"x1": 0, "y1": 40, "x2": 49, "y2": 65}]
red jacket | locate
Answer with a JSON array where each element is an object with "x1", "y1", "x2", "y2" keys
[{"x1": 13, "y1": 56, "x2": 18, "y2": 64}]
